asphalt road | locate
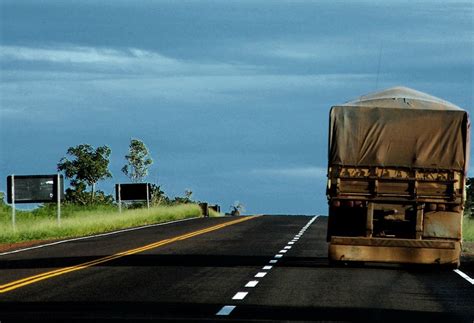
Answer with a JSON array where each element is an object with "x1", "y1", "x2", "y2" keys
[{"x1": 0, "y1": 215, "x2": 473, "y2": 322}]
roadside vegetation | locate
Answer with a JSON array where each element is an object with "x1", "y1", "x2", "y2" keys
[
  {"x1": 464, "y1": 216, "x2": 474, "y2": 242},
  {"x1": 464, "y1": 178, "x2": 474, "y2": 243},
  {"x1": 0, "y1": 203, "x2": 202, "y2": 244},
  {"x1": 1, "y1": 138, "x2": 223, "y2": 246}
]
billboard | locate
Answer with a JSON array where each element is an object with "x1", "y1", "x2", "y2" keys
[
  {"x1": 7, "y1": 175, "x2": 64, "y2": 204},
  {"x1": 116, "y1": 183, "x2": 151, "y2": 201}
]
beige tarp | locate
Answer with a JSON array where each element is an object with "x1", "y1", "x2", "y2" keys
[{"x1": 329, "y1": 87, "x2": 470, "y2": 172}]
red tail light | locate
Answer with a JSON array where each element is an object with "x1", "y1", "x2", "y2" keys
[{"x1": 345, "y1": 201, "x2": 354, "y2": 208}]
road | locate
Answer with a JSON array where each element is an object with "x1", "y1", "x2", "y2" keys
[{"x1": 0, "y1": 215, "x2": 473, "y2": 322}]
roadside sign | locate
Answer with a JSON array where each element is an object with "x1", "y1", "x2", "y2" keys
[
  {"x1": 115, "y1": 183, "x2": 151, "y2": 201},
  {"x1": 7, "y1": 174, "x2": 64, "y2": 229},
  {"x1": 7, "y1": 174, "x2": 64, "y2": 204},
  {"x1": 115, "y1": 183, "x2": 152, "y2": 211}
]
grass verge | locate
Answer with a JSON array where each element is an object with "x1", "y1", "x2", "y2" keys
[
  {"x1": 463, "y1": 216, "x2": 474, "y2": 242},
  {"x1": 209, "y1": 208, "x2": 223, "y2": 217},
  {"x1": 0, "y1": 204, "x2": 202, "y2": 244}
]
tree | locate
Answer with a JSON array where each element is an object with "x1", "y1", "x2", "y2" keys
[
  {"x1": 121, "y1": 139, "x2": 153, "y2": 183},
  {"x1": 230, "y1": 201, "x2": 244, "y2": 216},
  {"x1": 171, "y1": 189, "x2": 194, "y2": 204},
  {"x1": 150, "y1": 184, "x2": 169, "y2": 206},
  {"x1": 57, "y1": 144, "x2": 112, "y2": 204}
]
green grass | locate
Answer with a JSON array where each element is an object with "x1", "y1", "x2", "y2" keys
[
  {"x1": 208, "y1": 208, "x2": 223, "y2": 217},
  {"x1": 0, "y1": 204, "x2": 203, "y2": 244},
  {"x1": 463, "y1": 216, "x2": 474, "y2": 242}
]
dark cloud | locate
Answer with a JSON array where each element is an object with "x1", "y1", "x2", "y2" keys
[{"x1": 0, "y1": 0, "x2": 472, "y2": 213}]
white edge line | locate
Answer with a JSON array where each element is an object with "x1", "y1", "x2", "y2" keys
[
  {"x1": 0, "y1": 216, "x2": 201, "y2": 257},
  {"x1": 453, "y1": 269, "x2": 474, "y2": 285}
]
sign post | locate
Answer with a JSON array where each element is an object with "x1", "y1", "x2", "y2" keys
[
  {"x1": 11, "y1": 175, "x2": 16, "y2": 231},
  {"x1": 57, "y1": 173, "x2": 61, "y2": 225},
  {"x1": 118, "y1": 184, "x2": 122, "y2": 213},
  {"x1": 146, "y1": 184, "x2": 150, "y2": 209}
]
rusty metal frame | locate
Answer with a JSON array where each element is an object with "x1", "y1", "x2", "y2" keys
[
  {"x1": 327, "y1": 165, "x2": 464, "y2": 267},
  {"x1": 329, "y1": 236, "x2": 461, "y2": 267}
]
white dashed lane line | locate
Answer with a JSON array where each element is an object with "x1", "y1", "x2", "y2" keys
[
  {"x1": 255, "y1": 272, "x2": 267, "y2": 278},
  {"x1": 245, "y1": 281, "x2": 259, "y2": 288},
  {"x1": 232, "y1": 292, "x2": 248, "y2": 300},
  {"x1": 216, "y1": 305, "x2": 236, "y2": 316},
  {"x1": 215, "y1": 215, "x2": 319, "y2": 316},
  {"x1": 453, "y1": 269, "x2": 474, "y2": 285}
]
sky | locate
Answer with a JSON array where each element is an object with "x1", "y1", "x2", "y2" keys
[{"x1": 0, "y1": 0, "x2": 473, "y2": 215}]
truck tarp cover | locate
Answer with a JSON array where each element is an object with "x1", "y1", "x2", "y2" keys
[{"x1": 329, "y1": 87, "x2": 470, "y2": 171}]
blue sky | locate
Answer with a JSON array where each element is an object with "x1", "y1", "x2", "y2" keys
[{"x1": 0, "y1": 0, "x2": 473, "y2": 214}]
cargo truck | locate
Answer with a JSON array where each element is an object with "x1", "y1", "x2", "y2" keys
[{"x1": 326, "y1": 87, "x2": 470, "y2": 268}]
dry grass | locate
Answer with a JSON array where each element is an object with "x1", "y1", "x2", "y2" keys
[{"x1": 0, "y1": 204, "x2": 202, "y2": 244}]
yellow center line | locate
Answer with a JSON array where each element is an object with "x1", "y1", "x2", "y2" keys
[{"x1": 0, "y1": 216, "x2": 256, "y2": 294}]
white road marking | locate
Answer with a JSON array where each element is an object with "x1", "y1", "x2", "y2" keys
[
  {"x1": 245, "y1": 280, "x2": 259, "y2": 287},
  {"x1": 216, "y1": 305, "x2": 236, "y2": 316},
  {"x1": 217, "y1": 215, "x2": 319, "y2": 318},
  {"x1": 0, "y1": 217, "x2": 200, "y2": 257},
  {"x1": 454, "y1": 269, "x2": 474, "y2": 285},
  {"x1": 232, "y1": 292, "x2": 248, "y2": 300}
]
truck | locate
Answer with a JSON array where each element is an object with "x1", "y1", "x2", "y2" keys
[{"x1": 326, "y1": 86, "x2": 470, "y2": 268}]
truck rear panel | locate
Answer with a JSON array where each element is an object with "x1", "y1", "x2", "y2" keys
[{"x1": 326, "y1": 87, "x2": 469, "y2": 267}]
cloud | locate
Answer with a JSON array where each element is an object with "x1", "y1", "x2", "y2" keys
[
  {"x1": 0, "y1": 45, "x2": 254, "y2": 76},
  {"x1": 0, "y1": 44, "x2": 376, "y2": 115},
  {"x1": 244, "y1": 35, "x2": 473, "y2": 65},
  {"x1": 1, "y1": 46, "x2": 139, "y2": 64},
  {"x1": 246, "y1": 39, "x2": 373, "y2": 61},
  {"x1": 250, "y1": 167, "x2": 327, "y2": 178}
]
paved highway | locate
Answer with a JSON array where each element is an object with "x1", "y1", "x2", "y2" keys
[{"x1": 0, "y1": 215, "x2": 473, "y2": 322}]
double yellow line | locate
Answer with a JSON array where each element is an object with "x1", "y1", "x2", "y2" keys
[{"x1": 0, "y1": 216, "x2": 256, "y2": 294}]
